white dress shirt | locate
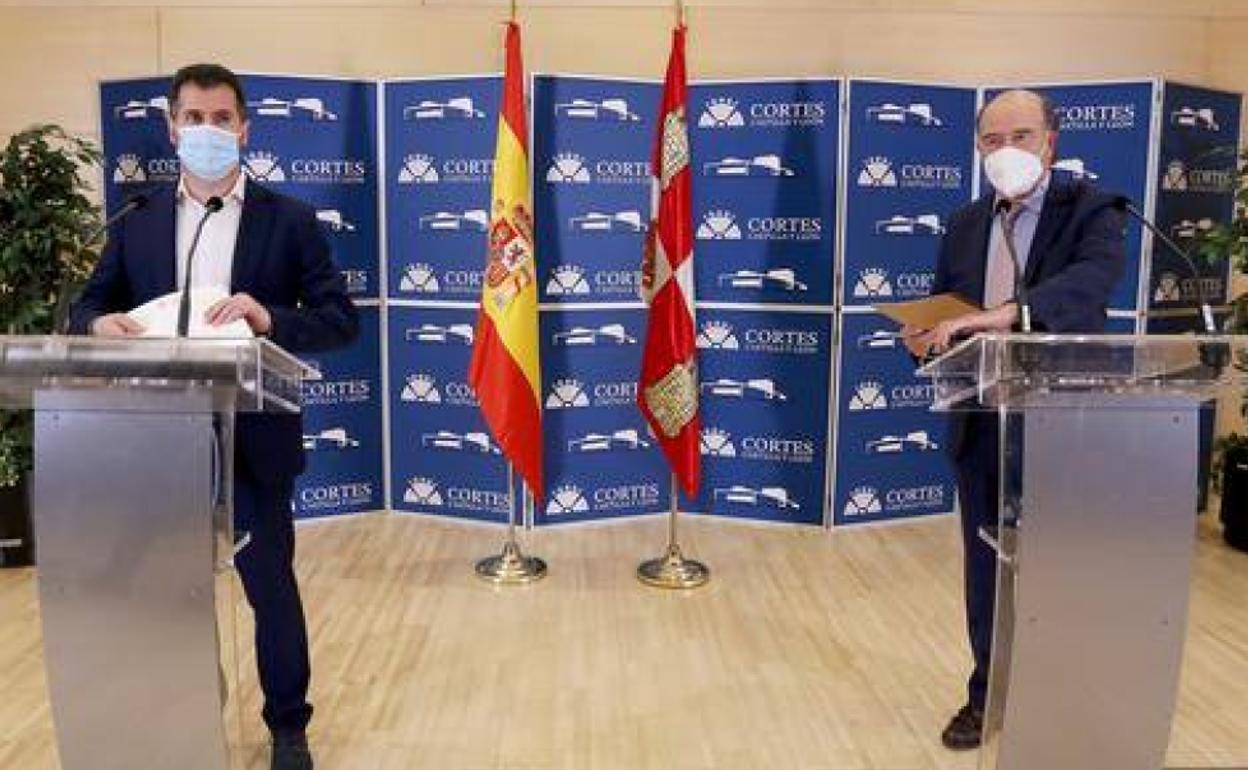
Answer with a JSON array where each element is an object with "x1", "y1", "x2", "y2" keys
[{"x1": 175, "y1": 172, "x2": 246, "y2": 292}]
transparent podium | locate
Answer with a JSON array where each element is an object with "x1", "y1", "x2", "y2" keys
[
  {"x1": 0, "y1": 335, "x2": 308, "y2": 770},
  {"x1": 920, "y1": 333, "x2": 1246, "y2": 770}
]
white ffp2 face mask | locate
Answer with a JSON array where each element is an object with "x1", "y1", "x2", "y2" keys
[{"x1": 983, "y1": 146, "x2": 1044, "y2": 200}]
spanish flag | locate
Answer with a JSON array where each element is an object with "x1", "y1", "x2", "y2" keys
[{"x1": 469, "y1": 21, "x2": 544, "y2": 501}]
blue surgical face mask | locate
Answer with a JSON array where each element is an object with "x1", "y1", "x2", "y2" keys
[{"x1": 176, "y1": 124, "x2": 240, "y2": 182}]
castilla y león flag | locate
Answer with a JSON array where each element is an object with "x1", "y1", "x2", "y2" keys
[
  {"x1": 638, "y1": 24, "x2": 700, "y2": 498},
  {"x1": 468, "y1": 21, "x2": 543, "y2": 501}
]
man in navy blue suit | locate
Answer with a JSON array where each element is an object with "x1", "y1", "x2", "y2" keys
[
  {"x1": 70, "y1": 63, "x2": 358, "y2": 770},
  {"x1": 906, "y1": 89, "x2": 1126, "y2": 750}
]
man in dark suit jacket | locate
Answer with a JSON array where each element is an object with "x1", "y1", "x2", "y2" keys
[
  {"x1": 906, "y1": 89, "x2": 1126, "y2": 750},
  {"x1": 70, "y1": 64, "x2": 358, "y2": 770}
]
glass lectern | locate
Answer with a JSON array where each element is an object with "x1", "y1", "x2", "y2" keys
[
  {"x1": 920, "y1": 333, "x2": 1246, "y2": 770},
  {"x1": 0, "y1": 335, "x2": 308, "y2": 770}
]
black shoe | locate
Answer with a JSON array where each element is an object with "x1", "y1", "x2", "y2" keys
[
  {"x1": 271, "y1": 732, "x2": 313, "y2": 770},
  {"x1": 941, "y1": 703, "x2": 983, "y2": 750}
]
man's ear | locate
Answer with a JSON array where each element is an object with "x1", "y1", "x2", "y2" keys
[
  {"x1": 239, "y1": 118, "x2": 250, "y2": 149},
  {"x1": 1043, "y1": 130, "x2": 1058, "y2": 167},
  {"x1": 167, "y1": 113, "x2": 178, "y2": 149}
]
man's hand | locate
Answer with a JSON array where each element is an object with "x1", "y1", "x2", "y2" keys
[
  {"x1": 91, "y1": 313, "x2": 145, "y2": 337},
  {"x1": 205, "y1": 293, "x2": 272, "y2": 335},
  {"x1": 927, "y1": 303, "x2": 1019, "y2": 354}
]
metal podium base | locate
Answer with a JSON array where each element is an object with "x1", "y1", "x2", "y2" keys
[
  {"x1": 33, "y1": 390, "x2": 232, "y2": 770},
  {"x1": 637, "y1": 543, "x2": 709, "y2": 589},
  {"x1": 475, "y1": 539, "x2": 547, "y2": 584},
  {"x1": 982, "y1": 395, "x2": 1199, "y2": 770}
]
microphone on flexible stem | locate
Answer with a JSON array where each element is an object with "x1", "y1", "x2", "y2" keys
[
  {"x1": 1111, "y1": 195, "x2": 1229, "y2": 372},
  {"x1": 176, "y1": 196, "x2": 224, "y2": 338},
  {"x1": 57, "y1": 193, "x2": 149, "y2": 333}
]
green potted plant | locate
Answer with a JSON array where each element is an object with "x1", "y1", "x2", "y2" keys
[
  {"x1": 0, "y1": 124, "x2": 102, "y2": 567},
  {"x1": 1195, "y1": 148, "x2": 1248, "y2": 550}
]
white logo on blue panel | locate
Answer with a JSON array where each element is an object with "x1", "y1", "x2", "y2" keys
[
  {"x1": 717, "y1": 268, "x2": 808, "y2": 293},
  {"x1": 1153, "y1": 272, "x2": 1184, "y2": 303},
  {"x1": 1171, "y1": 218, "x2": 1214, "y2": 240},
  {"x1": 874, "y1": 213, "x2": 945, "y2": 236},
  {"x1": 848, "y1": 380, "x2": 888, "y2": 411},
  {"x1": 244, "y1": 151, "x2": 288, "y2": 183},
  {"x1": 301, "y1": 427, "x2": 360, "y2": 451},
  {"x1": 113, "y1": 154, "x2": 149, "y2": 184},
  {"x1": 856, "y1": 330, "x2": 902, "y2": 351},
  {"x1": 401, "y1": 373, "x2": 441, "y2": 403},
  {"x1": 852, "y1": 268, "x2": 894, "y2": 298},
  {"x1": 1055, "y1": 103, "x2": 1137, "y2": 131},
  {"x1": 547, "y1": 484, "x2": 591, "y2": 515},
  {"x1": 546, "y1": 153, "x2": 593, "y2": 184},
  {"x1": 1052, "y1": 157, "x2": 1099, "y2": 180},
  {"x1": 398, "y1": 154, "x2": 440, "y2": 184},
  {"x1": 552, "y1": 324, "x2": 637, "y2": 346},
  {"x1": 865, "y1": 102, "x2": 943, "y2": 127},
  {"x1": 403, "y1": 97, "x2": 485, "y2": 120},
  {"x1": 545, "y1": 379, "x2": 590, "y2": 409},
  {"x1": 316, "y1": 209, "x2": 357, "y2": 232},
  {"x1": 1161, "y1": 159, "x2": 1233, "y2": 194},
  {"x1": 398, "y1": 263, "x2": 440, "y2": 294},
  {"x1": 843, "y1": 486, "x2": 883, "y2": 517},
  {"x1": 555, "y1": 97, "x2": 641, "y2": 122},
  {"x1": 404, "y1": 324, "x2": 475, "y2": 345},
  {"x1": 421, "y1": 430, "x2": 501, "y2": 455},
  {"x1": 866, "y1": 430, "x2": 940, "y2": 455},
  {"x1": 419, "y1": 209, "x2": 489, "y2": 232},
  {"x1": 567, "y1": 428, "x2": 651, "y2": 453},
  {"x1": 696, "y1": 321, "x2": 741, "y2": 350},
  {"x1": 697, "y1": 210, "x2": 744, "y2": 240},
  {"x1": 701, "y1": 377, "x2": 787, "y2": 401},
  {"x1": 700, "y1": 428, "x2": 737, "y2": 457},
  {"x1": 702, "y1": 154, "x2": 795, "y2": 177},
  {"x1": 569, "y1": 210, "x2": 644, "y2": 233},
  {"x1": 403, "y1": 477, "x2": 444, "y2": 506},
  {"x1": 698, "y1": 97, "x2": 746, "y2": 128},
  {"x1": 546, "y1": 265, "x2": 592, "y2": 296},
  {"x1": 114, "y1": 96, "x2": 169, "y2": 120},
  {"x1": 857, "y1": 156, "x2": 898, "y2": 187},
  {"x1": 713, "y1": 485, "x2": 801, "y2": 511},
  {"x1": 1171, "y1": 106, "x2": 1220, "y2": 131},
  {"x1": 248, "y1": 96, "x2": 337, "y2": 121}
]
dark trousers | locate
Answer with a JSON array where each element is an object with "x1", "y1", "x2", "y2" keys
[
  {"x1": 234, "y1": 467, "x2": 313, "y2": 735},
  {"x1": 953, "y1": 414, "x2": 1001, "y2": 713}
]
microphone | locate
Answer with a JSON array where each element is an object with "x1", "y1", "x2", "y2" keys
[
  {"x1": 57, "y1": 193, "x2": 149, "y2": 333},
  {"x1": 1112, "y1": 196, "x2": 1217, "y2": 334},
  {"x1": 1113, "y1": 196, "x2": 1230, "y2": 373},
  {"x1": 995, "y1": 198, "x2": 1033, "y2": 333},
  {"x1": 176, "y1": 195, "x2": 224, "y2": 338}
]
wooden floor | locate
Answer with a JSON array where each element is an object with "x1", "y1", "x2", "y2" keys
[{"x1": 2, "y1": 512, "x2": 1247, "y2": 770}]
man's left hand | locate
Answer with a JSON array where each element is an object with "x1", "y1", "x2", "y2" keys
[
  {"x1": 205, "y1": 292, "x2": 272, "y2": 335},
  {"x1": 927, "y1": 303, "x2": 1019, "y2": 354}
]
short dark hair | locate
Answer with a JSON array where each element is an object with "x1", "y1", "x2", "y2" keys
[
  {"x1": 976, "y1": 89, "x2": 1059, "y2": 134},
  {"x1": 169, "y1": 63, "x2": 247, "y2": 117}
]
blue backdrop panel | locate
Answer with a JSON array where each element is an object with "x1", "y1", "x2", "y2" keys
[
  {"x1": 843, "y1": 81, "x2": 976, "y2": 306},
  {"x1": 681, "y1": 308, "x2": 832, "y2": 526},
  {"x1": 688, "y1": 80, "x2": 840, "y2": 307},
  {"x1": 985, "y1": 82, "x2": 1156, "y2": 311},
  {"x1": 532, "y1": 75, "x2": 659, "y2": 304},
  {"x1": 100, "y1": 77, "x2": 181, "y2": 209},
  {"x1": 1150, "y1": 82, "x2": 1243, "y2": 312},
  {"x1": 384, "y1": 77, "x2": 501, "y2": 302},
  {"x1": 387, "y1": 304, "x2": 511, "y2": 523},
  {"x1": 295, "y1": 306, "x2": 385, "y2": 518},
  {"x1": 537, "y1": 308, "x2": 671, "y2": 524},
  {"x1": 833, "y1": 311, "x2": 956, "y2": 526}
]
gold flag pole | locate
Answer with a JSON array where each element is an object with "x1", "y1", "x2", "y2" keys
[
  {"x1": 675, "y1": 0, "x2": 685, "y2": 26},
  {"x1": 637, "y1": 474, "x2": 709, "y2": 589},
  {"x1": 510, "y1": 0, "x2": 517, "y2": 22},
  {"x1": 475, "y1": 461, "x2": 547, "y2": 583}
]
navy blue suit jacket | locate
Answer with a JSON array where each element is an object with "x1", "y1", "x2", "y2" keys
[
  {"x1": 933, "y1": 174, "x2": 1127, "y2": 456},
  {"x1": 69, "y1": 180, "x2": 360, "y2": 483}
]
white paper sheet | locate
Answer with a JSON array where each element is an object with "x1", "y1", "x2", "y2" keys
[{"x1": 127, "y1": 288, "x2": 254, "y2": 339}]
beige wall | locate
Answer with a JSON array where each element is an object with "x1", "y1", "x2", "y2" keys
[{"x1": 3, "y1": 1, "x2": 1248, "y2": 144}]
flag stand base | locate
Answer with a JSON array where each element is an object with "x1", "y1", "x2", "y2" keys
[
  {"x1": 637, "y1": 543, "x2": 709, "y2": 589},
  {"x1": 475, "y1": 539, "x2": 547, "y2": 585}
]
